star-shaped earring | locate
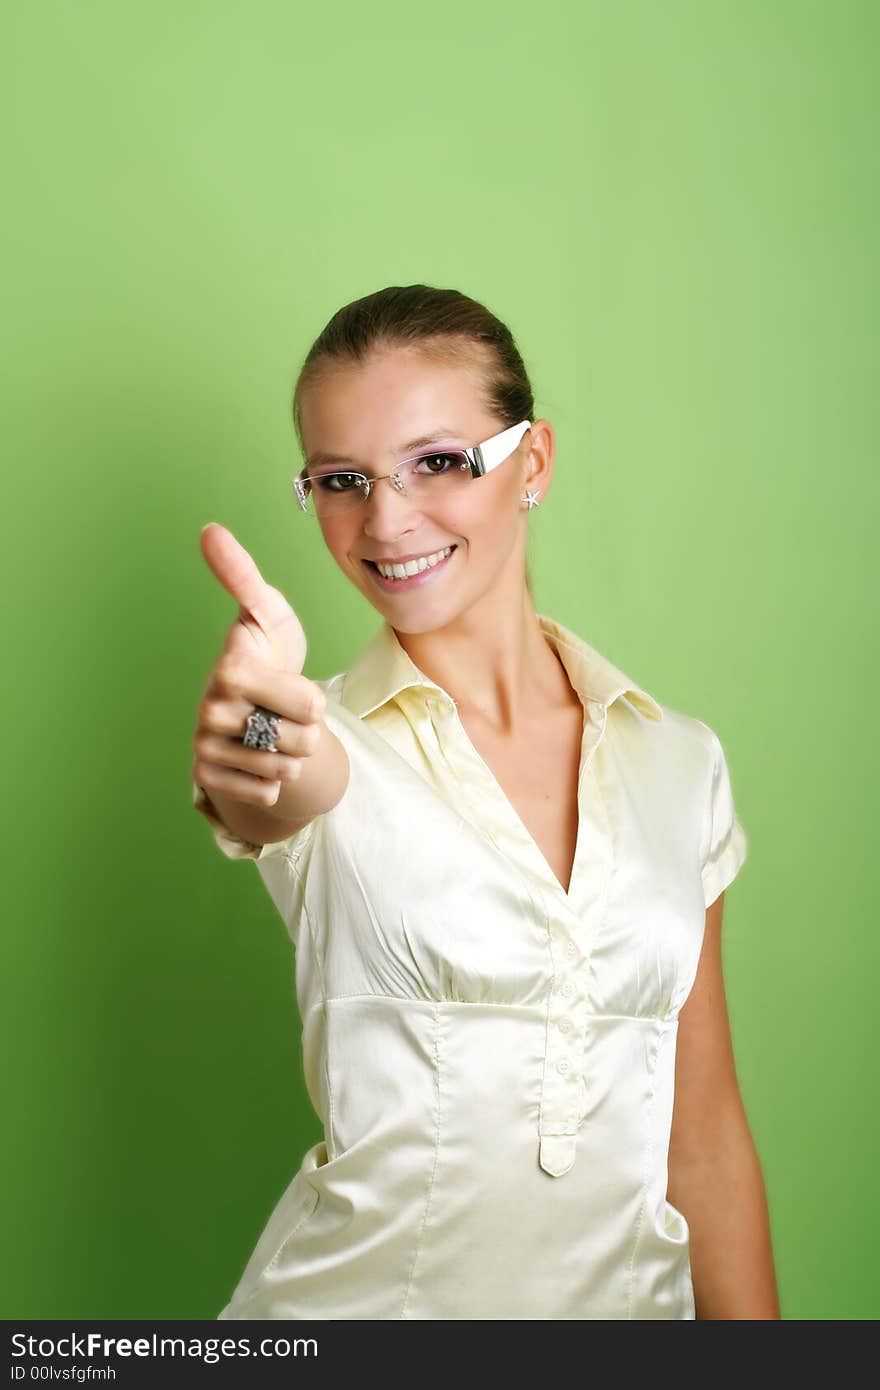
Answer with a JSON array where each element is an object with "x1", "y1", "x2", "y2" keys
[{"x1": 522, "y1": 488, "x2": 541, "y2": 510}]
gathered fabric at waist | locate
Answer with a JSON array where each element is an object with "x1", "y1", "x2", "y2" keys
[{"x1": 217, "y1": 998, "x2": 694, "y2": 1320}]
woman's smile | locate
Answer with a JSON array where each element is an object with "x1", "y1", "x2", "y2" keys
[{"x1": 362, "y1": 543, "x2": 458, "y2": 592}]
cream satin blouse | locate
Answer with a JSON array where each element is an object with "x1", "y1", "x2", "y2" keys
[{"x1": 193, "y1": 613, "x2": 748, "y2": 1320}]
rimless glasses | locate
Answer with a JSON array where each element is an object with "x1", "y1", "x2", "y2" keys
[{"x1": 292, "y1": 420, "x2": 532, "y2": 518}]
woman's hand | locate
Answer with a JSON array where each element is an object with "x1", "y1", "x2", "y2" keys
[{"x1": 192, "y1": 522, "x2": 328, "y2": 814}]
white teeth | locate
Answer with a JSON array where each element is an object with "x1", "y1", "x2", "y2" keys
[{"x1": 375, "y1": 546, "x2": 453, "y2": 580}]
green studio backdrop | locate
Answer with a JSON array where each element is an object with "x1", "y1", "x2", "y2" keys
[{"x1": 3, "y1": 0, "x2": 877, "y2": 1319}]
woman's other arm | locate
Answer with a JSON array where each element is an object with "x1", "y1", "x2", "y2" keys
[{"x1": 667, "y1": 891, "x2": 782, "y2": 1319}]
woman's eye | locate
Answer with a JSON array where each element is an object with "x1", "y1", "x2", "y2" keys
[
  {"x1": 317, "y1": 472, "x2": 360, "y2": 493},
  {"x1": 416, "y1": 452, "x2": 462, "y2": 475}
]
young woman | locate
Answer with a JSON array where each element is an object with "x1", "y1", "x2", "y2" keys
[{"x1": 192, "y1": 284, "x2": 780, "y2": 1320}]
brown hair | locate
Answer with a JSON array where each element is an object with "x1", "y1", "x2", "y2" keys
[{"x1": 292, "y1": 284, "x2": 538, "y2": 596}]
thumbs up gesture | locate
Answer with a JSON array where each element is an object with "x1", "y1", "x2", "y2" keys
[{"x1": 192, "y1": 523, "x2": 330, "y2": 815}]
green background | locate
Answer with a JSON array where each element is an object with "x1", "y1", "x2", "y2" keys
[{"x1": 3, "y1": 0, "x2": 876, "y2": 1320}]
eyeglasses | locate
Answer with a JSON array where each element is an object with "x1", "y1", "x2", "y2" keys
[{"x1": 292, "y1": 420, "x2": 532, "y2": 518}]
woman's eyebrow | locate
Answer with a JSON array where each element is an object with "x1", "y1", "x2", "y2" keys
[{"x1": 307, "y1": 427, "x2": 463, "y2": 471}]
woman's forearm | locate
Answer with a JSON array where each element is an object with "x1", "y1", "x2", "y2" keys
[{"x1": 669, "y1": 1124, "x2": 781, "y2": 1319}]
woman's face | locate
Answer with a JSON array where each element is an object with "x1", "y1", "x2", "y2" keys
[{"x1": 297, "y1": 347, "x2": 548, "y2": 634}]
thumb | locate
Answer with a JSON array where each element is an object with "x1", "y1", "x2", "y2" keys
[{"x1": 200, "y1": 522, "x2": 306, "y2": 668}]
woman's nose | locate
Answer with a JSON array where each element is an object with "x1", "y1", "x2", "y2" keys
[{"x1": 361, "y1": 475, "x2": 423, "y2": 536}]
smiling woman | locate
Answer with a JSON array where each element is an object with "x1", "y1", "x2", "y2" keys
[
  {"x1": 290, "y1": 286, "x2": 540, "y2": 613},
  {"x1": 192, "y1": 282, "x2": 775, "y2": 1320}
]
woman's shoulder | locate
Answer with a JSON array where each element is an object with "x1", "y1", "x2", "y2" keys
[
  {"x1": 632, "y1": 695, "x2": 724, "y2": 771},
  {"x1": 649, "y1": 699, "x2": 731, "y2": 762},
  {"x1": 631, "y1": 698, "x2": 745, "y2": 850},
  {"x1": 311, "y1": 669, "x2": 392, "y2": 764}
]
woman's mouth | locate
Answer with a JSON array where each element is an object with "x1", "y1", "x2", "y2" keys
[{"x1": 362, "y1": 544, "x2": 458, "y2": 592}]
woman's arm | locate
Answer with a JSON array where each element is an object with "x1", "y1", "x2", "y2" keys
[{"x1": 667, "y1": 892, "x2": 782, "y2": 1319}]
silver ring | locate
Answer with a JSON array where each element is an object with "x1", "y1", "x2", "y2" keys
[{"x1": 243, "y1": 706, "x2": 281, "y2": 752}]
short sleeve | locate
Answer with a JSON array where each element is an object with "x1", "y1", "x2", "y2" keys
[
  {"x1": 697, "y1": 721, "x2": 748, "y2": 910},
  {"x1": 192, "y1": 779, "x2": 316, "y2": 862}
]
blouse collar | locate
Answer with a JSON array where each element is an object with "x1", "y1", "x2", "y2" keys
[{"x1": 340, "y1": 613, "x2": 663, "y2": 723}]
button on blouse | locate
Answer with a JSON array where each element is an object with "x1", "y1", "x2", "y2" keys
[{"x1": 193, "y1": 613, "x2": 748, "y2": 1320}]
